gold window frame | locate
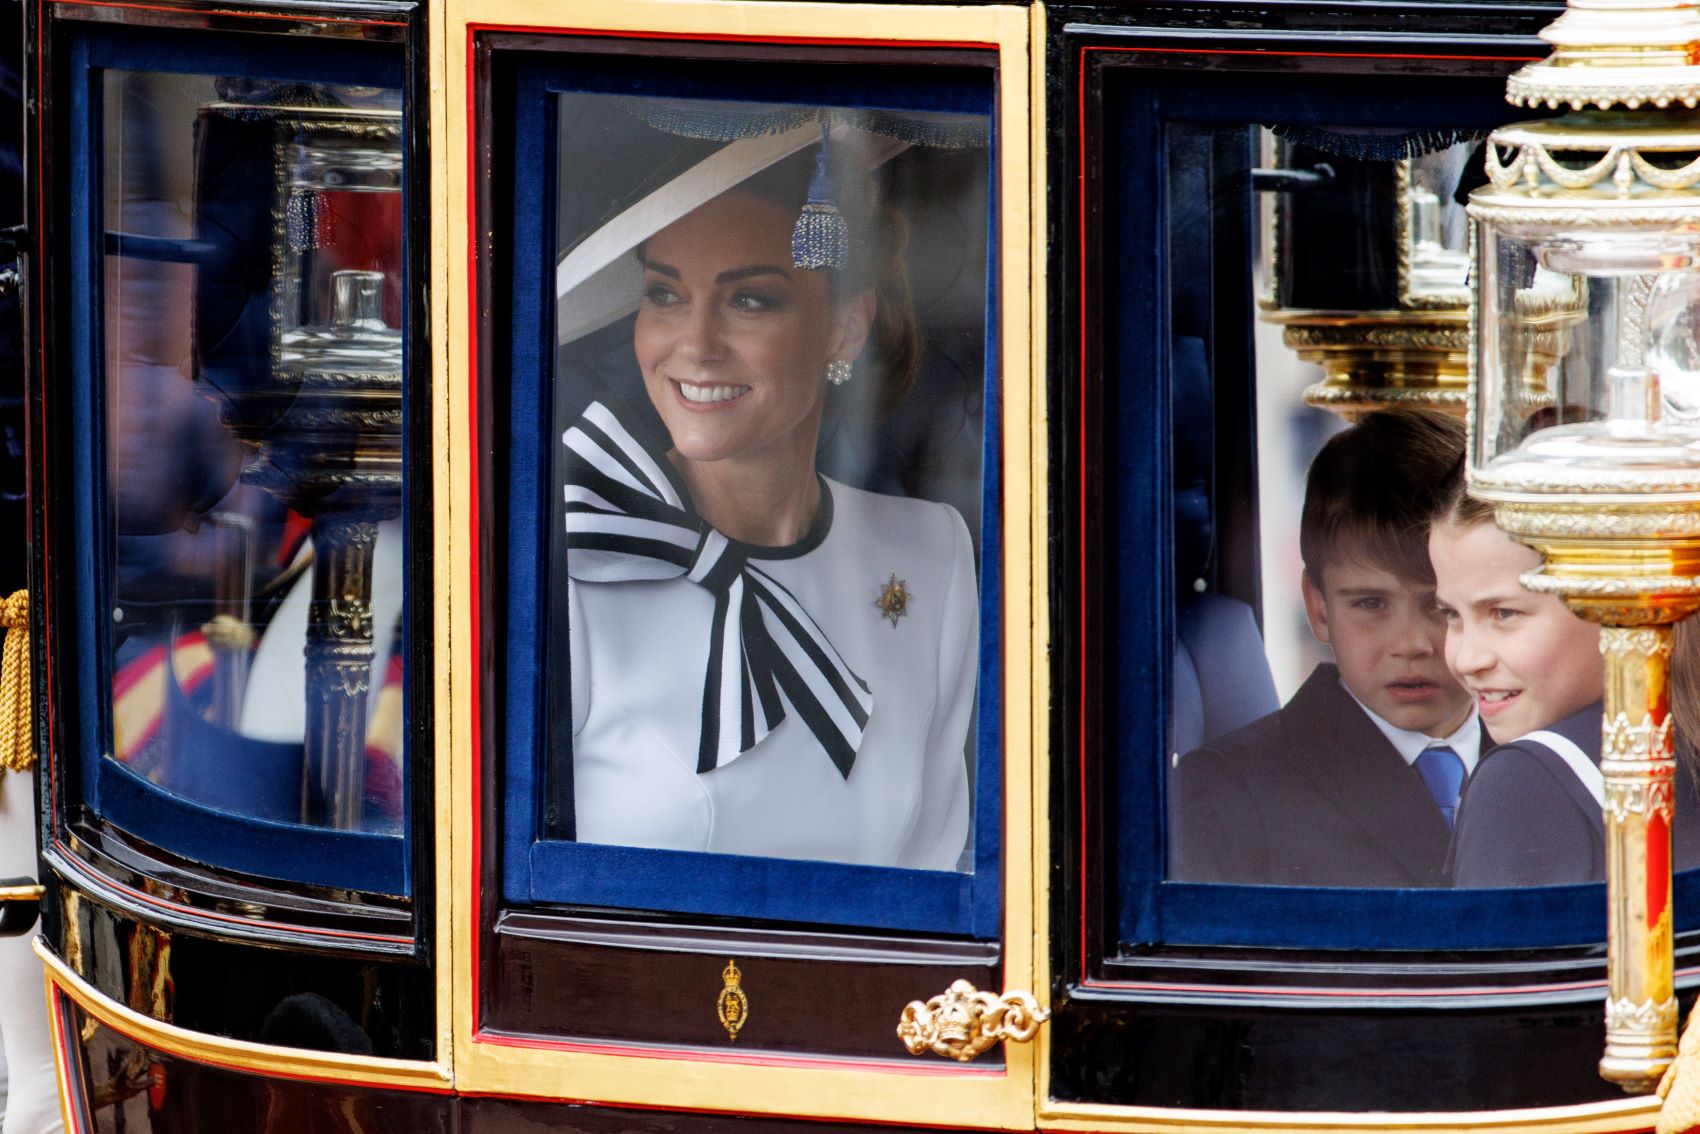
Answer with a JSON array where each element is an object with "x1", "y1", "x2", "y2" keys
[{"x1": 435, "y1": 0, "x2": 1044, "y2": 1125}]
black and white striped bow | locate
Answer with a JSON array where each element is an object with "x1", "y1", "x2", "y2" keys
[{"x1": 563, "y1": 401, "x2": 872, "y2": 778}]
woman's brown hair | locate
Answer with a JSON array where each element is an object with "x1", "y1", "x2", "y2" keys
[{"x1": 737, "y1": 149, "x2": 923, "y2": 416}]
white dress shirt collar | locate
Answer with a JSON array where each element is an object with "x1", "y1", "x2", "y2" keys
[{"x1": 1342, "y1": 680, "x2": 1482, "y2": 775}]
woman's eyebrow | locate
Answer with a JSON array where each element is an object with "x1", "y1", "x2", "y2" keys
[
  {"x1": 716, "y1": 265, "x2": 790, "y2": 284},
  {"x1": 640, "y1": 258, "x2": 680, "y2": 279}
]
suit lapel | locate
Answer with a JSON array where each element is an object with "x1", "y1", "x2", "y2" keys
[{"x1": 1280, "y1": 667, "x2": 1452, "y2": 881}]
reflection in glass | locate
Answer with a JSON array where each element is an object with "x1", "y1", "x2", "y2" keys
[
  {"x1": 549, "y1": 95, "x2": 989, "y2": 870},
  {"x1": 102, "y1": 71, "x2": 406, "y2": 835},
  {"x1": 1164, "y1": 122, "x2": 1606, "y2": 889}
]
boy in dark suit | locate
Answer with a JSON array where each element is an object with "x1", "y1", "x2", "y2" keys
[{"x1": 1173, "y1": 410, "x2": 1480, "y2": 886}]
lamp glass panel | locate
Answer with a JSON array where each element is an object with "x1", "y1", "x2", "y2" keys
[{"x1": 100, "y1": 69, "x2": 408, "y2": 839}]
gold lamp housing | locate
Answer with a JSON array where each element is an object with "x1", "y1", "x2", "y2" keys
[
  {"x1": 1467, "y1": 0, "x2": 1700, "y2": 1095},
  {"x1": 1259, "y1": 137, "x2": 1476, "y2": 420}
]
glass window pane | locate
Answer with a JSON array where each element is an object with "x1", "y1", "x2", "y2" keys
[
  {"x1": 101, "y1": 70, "x2": 407, "y2": 838},
  {"x1": 547, "y1": 93, "x2": 989, "y2": 872},
  {"x1": 1160, "y1": 119, "x2": 1656, "y2": 891}
]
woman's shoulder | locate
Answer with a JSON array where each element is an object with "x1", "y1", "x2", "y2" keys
[{"x1": 821, "y1": 476, "x2": 971, "y2": 562}]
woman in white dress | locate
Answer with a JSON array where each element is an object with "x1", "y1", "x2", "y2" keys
[{"x1": 561, "y1": 143, "x2": 978, "y2": 872}]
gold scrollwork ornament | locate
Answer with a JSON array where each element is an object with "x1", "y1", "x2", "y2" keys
[{"x1": 897, "y1": 980, "x2": 1049, "y2": 1063}]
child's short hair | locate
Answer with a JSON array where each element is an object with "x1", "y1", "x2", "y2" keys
[
  {"x1": 1431, "y1": 449, "x2": 1498, "y2": 529},
  {"x1": 1299, "y1": 409, "x2": 1466, "y2": 588}
]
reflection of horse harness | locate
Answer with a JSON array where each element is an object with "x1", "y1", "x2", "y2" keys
[{"x1": 111, "y1": 535, "x2": 405, "y2": 831}]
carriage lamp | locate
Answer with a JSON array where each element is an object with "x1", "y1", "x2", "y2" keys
[
  {"x1": 1256, "y1": 132, "x2": 1478, "y2": 419},
  {"x1": 194, "y1": 104, "x2": 404, "y2": 831},
  {"x1": 1465, "y1": 0, "x2": 1700, "y2": 1092}
]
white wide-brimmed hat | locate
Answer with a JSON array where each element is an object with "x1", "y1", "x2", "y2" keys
[{"x1": 554, "y1": 100, "x2": 986, "y2": 346}]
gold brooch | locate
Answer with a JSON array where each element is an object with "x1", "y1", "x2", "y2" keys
[
  {"x1": 875, "y1": 573, "x2": 910, "y2": 627},
  {"x1": 717, "y1": 958, "x2": 749, "y2": 1041}
]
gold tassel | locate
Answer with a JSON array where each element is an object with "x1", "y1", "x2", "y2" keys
[
  {"x1": 1659, "y1": 1010, "x2": 1700, "y2": 1134},
  {"x1": 0, "y1": 590, "x2": 35, "y2": 774}
]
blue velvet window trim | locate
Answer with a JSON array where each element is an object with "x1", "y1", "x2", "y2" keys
[
  {"x1": 83, "y1": 24, "x2": 403, "y2": 87},
  {"x1": 1154, "y1": 874, "x2": 1700, "y2": 952},
  {"x1": 498, "y1": 49, "x2": 1001, "y2": 937},
  {"x1": 66, "y1": 26, "x2": 411, "y2": 895},
  {"x1": 1108, "y1": 65, "x2": 1661, "y2": 953},
  {"x1": 525, "y1": 53, "x2": 991, "y2": 116},
  {"x1": 100, "y1": 759, "x2": 407, "y2": 897},
  {"x1": 530, "y1": 842, "x2": 973, "y2": 934}
]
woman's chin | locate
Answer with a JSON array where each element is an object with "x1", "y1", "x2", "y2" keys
[{"x1": 670, "y1": 438, "x2": 743, "y2": 465}]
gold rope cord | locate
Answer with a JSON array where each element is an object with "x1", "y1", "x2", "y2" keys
[{"x1": 0, "y1": 590, "x2": 34, "y2": 773}]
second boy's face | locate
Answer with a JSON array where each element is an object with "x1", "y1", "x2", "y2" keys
[
  {"x1": 1302, "y1": 559, "x2": 1473, "y2": 736},
  {"x1": 1429, "y1": 520, "x2": 1603, "y2": 744}
]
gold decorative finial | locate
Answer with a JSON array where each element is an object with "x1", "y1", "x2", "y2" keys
[
  {"x1": 897, "y1": 980, "x2": 1048, "y2": 1062},
  {"x1": 717, "y1": 958, "x2": 749, "y2": 1041}
]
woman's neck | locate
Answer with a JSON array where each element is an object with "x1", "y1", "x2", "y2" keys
[{"x1": 673, "y1": 449, "x2": 822, "y2": 547}]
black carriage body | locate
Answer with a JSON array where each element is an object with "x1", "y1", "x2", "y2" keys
[{"x1": 19, "y1": 0, "x2": 1687, "y2": 1130}]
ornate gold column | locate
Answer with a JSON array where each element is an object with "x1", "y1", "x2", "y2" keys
[
  {"x1": 1477, "y1": 502, "x2": 1700, "y2": 1091},
  {"x1": 1601, "y1": 624, "x2": 1679, "y2": 1087},
  {"x1": 1465, "y1": 0, "x2": 1700, "y2": 1089},
  {"x1": 303, "y1": 516, "x2": 382, "y2": 831}
]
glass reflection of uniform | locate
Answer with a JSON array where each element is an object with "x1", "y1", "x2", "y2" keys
[
  {"x1": 103, "y1": 76, "x2": 408, "y2": 841},
  {"x1": 559, "y1": 122, "x2": 978, "y2": 870}
]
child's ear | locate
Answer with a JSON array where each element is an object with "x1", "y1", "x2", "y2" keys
[{"x1": 1301, "y1": 570, "x2": 1332, "y2": 645}]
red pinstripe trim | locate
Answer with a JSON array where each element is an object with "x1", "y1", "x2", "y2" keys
[
  {"x1": 49, "y1": 988, "x2": 88, "y2": 1134},
  {"x1": 1085, "y1": 44, "x2": 1543, "y2": 62}
]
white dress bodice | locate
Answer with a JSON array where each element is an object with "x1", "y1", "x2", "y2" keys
[{"x1": 569, "y1": 477, "x2": 976, "y2": 871}]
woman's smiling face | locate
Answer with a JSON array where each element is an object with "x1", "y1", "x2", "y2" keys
[{"x1": 635, "y1": 191, "x2": 867, "y2": 471}]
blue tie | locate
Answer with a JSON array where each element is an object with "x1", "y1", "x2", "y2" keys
[{"x1": 1415, "y1": 745, "x2": 1466, "y2": 829}]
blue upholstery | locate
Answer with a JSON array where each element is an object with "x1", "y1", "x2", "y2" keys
[
  {"x1": 1177, "y1": 593, "x2": 1280, "y2": 743},
  {"x1": 1171, "y1": 637, "x2": 1205, "y2": 756},
  {"x1": 1169, "y1": 329, "x2": 1279, "y2": 747}
]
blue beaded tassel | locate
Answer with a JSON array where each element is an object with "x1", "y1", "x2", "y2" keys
[{"x1": 792, "y1": 119, "x2": 848, "y2": 270}]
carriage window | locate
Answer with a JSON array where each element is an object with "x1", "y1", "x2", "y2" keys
[
  {"x1": 1156, "y1": 115, "x2": 1700, "y2": 897},
  {"x1": 1164, "y1": 124, "x2": 1495, "y2": 891},
  {"x1": 1156, "y1": 121, "x2": 1693, "y2": 897},
  {"x1": 75, "y1": 50, "x2": 410, "y2": 894},
  {"x1": 1085, "y1": 62, "x2": 1700, "y2": 954},
  {"x1": 495, "y1": 60, "x2": 1001, "y2": 935}
]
